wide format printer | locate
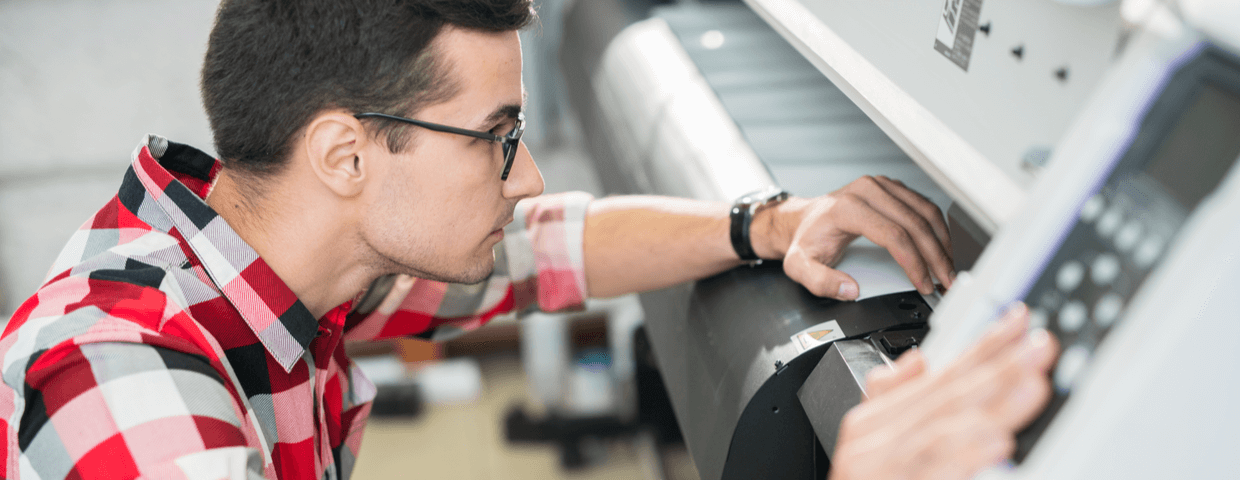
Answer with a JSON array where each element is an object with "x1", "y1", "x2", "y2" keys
[{"x1": 560, "y1": 0, "x2": 1240, "y2": 479}]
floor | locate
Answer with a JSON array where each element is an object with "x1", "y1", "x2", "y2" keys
[{"x1": 351, "y1": 354, "x2": 699, "y2": 480}]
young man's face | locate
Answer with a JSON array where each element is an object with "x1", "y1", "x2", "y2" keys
[{"x1": 360, "y1": 27, "x2": 543, "y2": 284}]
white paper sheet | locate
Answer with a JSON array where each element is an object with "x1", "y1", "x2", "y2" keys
[{"x1": 832, "y1": 239, "x2": 920, "y2": 300}]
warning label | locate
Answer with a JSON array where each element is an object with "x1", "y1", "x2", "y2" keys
[
  {"x1": 790, "y1": 320, "x2": 846, "y2": 354},
  {"x1": 933, "y1": 0, "x2": 984, "y2": 71}
]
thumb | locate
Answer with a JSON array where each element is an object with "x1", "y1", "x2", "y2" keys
[{"x1": 784, "y1": 246, "x2": 860, "y2": 300}]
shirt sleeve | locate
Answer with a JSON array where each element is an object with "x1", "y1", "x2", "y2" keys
[
  {"x1": 11, "y1": 341, "x2": 264, "y2": 479},
  {"x1": 345, "y1": 191, "x2": 593, "y2": 342}
]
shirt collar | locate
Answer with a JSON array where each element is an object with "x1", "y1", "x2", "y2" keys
[{"x1": 127, "y1": 134, "x2": 318, "y2": 372}]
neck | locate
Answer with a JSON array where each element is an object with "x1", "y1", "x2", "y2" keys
[{"x1": 206, "y1": 168, "x2": 378, "y2": 319}]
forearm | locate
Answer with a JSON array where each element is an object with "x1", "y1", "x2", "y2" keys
[
  {"x1": 580, "y1": 176, "x2": 953, "y2": 301},
  {"x1": 582, "y1": 195, "x2": 798, "y2": 298}
]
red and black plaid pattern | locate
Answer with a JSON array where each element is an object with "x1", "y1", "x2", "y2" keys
[{"x1": 0, "y1": 135, "x2": 591, "y2": 479}]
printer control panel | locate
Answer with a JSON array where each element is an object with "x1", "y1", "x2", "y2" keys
[{"x1": 1013, "y1": 46, "x2": 1240, "y2": 462}]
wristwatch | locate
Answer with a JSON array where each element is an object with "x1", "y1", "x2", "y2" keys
[{"x1": 730, "y1": 186, "x2": 789, "y2": 264}]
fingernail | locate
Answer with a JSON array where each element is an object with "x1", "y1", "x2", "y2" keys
[
  {"x1": 1003, "y1": 302, "x2": 1029, "y2": 322},
  {"x1": 839, "y1": 282, "x2": 859, "y2": 300},
  {"x1": 1023, "y1": 329, "x2": 1051, "y2": 363},
  {"x1": 949, "y1": 270, "x2": 958, "y2": 283}
]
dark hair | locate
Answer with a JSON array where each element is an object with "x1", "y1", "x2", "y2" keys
[{"x1": 201, "y1": 0, "x2": 536, "y2": 176}]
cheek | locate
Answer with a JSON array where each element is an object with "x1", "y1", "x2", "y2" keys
[
  {"x1": 369, "y1": 148, "x2": 501, "y2": 255},
  {"x1": 416, "y1": 145, "x2": 506, "y2": 225},
  {"x1": 363, "y1": 172, "x2": 429, "y2": 256}
]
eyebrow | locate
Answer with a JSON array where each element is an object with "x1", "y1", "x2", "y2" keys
[{"x1": 477, "y1": 90, "x2": 529, "y2": 129}]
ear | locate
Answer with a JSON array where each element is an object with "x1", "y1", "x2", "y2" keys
[{"x1": 302, "y1": 111, "x2": 370, "y2": 198}]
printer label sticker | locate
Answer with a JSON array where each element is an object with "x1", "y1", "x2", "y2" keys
[
  {"x1": 933, "y1": 0, "x2": 984, "y2": 71},
  {"x1": 791, "y1": 320, "x2": 845, "y2": 354}
]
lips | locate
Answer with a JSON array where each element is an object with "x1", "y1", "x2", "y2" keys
[
  {"x1": 491, "y1": 215, "x2": 515, "y2": 237},
  {"x1": 496, "y1": 212, "x2": 515, "y2": 231}
]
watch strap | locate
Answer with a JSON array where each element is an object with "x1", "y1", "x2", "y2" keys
[
  {"x1": 730, "y1": 197, "x2": 759, "y2": 261},
  {"x1": 730, "y1": 188, "x2": 788, "y2": 263}
]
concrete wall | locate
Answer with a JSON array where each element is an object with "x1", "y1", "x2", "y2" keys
[{"x1": 0, "y1": 0, "x2": 221, "y2": 314}]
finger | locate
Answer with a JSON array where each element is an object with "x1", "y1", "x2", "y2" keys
[
  {"x1": 833, "y1": 408, "x2": 911, "y2": 480},
  {"x1": 783, "y1": 245, "x2": 861, "y2": 300},
  {"x1": 866, "y1": 349, "x2": 927, "y2": 397},
  {"x1": 843, "y1": 356, "x2": 1010, "y2": 475},
  {"x1": 881, "y1": 307, "x2": 1033, "y2": 432},
  {"x1": 852, "y1": 366, "x2": 980, "y2": 446},
  {"x1": 874, "y1": 176, "x2": 953, "y2": 259},
  {"x1": 839, "y1": 318, "x2": 1048, "y2": 480},
  {"x1": 947, "y1": 304, "x2": 1031, "y2": 376},
  {"x1": 939, "y1": 326, "x2": 1057, "y2": 429},
  {"x1": 836, "y1": 403, "x2": 919, "y2": 478},
  {"x1": 1028, "y1": 328, "x2": 1059, "y2": 373},
  {"x1": 853, "y1": 177, "x2": 956, "y2": 289},
  {"x1": 849, "y1": 306, "x2": 1029, "y2": 444},
  {"x1": 991, "y1": 372, "x2": 1053, "y2": 432},
  {"x1": 910, "y1": 414, "x2": 1013, "y2": 480},
  {"x1": 832, "y1": 194, "x2": 936, "y2": 294},
  {"x1": 875, "y1": 175, "x2": 955, "y2": 288},
  {"x1": 987, "y1": 329, "x2": 1059, "y2": 430}
]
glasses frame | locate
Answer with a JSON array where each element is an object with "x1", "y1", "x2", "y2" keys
[{"x1": 354, "y1": 111, "x2": 525, "y2": 180}]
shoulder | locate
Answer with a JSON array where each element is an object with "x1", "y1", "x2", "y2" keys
[
  {"x1": 20, "y1": 223, "x2": 221, "y2": 330},
  {"x1": 2, "y1": 255, "x2": 221, "y2": 386}
]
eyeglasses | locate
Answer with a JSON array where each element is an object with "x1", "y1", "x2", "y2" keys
[{"x1": 354, "y1": 111, "x2": 525, "y2": 181}]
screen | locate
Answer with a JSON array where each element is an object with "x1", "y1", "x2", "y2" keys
[{"x1": 1143, "y1": 84, "x2": 1240, "y2": 210}]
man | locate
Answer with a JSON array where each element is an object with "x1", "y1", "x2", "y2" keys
[{"x1": 0, "y1": 1, "x2": 1055, "y2": 478}]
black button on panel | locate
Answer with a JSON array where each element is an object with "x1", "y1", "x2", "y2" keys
[
  {"x1": 879, "y1": 336, "x2": 918, "y2": 357},
  {"x1": 868, "y1": 327, "x2": 928, "y2": 360}
]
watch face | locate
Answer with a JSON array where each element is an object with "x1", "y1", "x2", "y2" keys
[{"x1": 742, "y1": 186, "x2": 788, "y2": 205}]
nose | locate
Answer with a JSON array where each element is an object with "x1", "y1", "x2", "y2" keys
[{"x1": 502, "y1": 142, "x2": 543, "y2": 200}]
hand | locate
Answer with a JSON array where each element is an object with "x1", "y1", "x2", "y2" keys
[
  {"x1": 829, "y1": 304, "x2": 1059, "y2": 480},
  {"x1": 753, "y1": 176, "x2": 954, "y2": 300}
]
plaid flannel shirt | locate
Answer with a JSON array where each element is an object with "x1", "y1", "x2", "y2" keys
[{"x1": 0, "y1": 135, "x2": 592, "y2": 479}]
